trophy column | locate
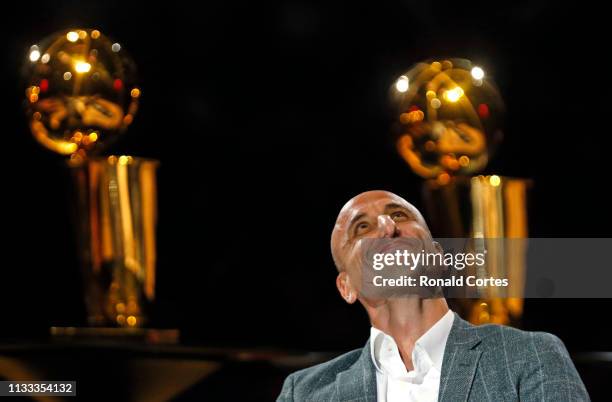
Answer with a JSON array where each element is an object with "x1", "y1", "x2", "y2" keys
[
  {"x1": 422, "y1": 175, "x2": 530, "y2": 324},
  {"x1": 72, "y1": 156, "x2": 158, "y2": 327}
]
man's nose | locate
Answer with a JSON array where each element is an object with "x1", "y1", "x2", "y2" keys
[{"x1": 377, "y1": 215, "x2": 399, "y2": 238}]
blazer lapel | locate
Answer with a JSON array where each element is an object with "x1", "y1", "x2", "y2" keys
[
  {"x1": 438, "y1": 313, "x2": 483, "y2": 402},
  {"x1": 336, "y1": 341, "x2": 377, "y2": 402}
]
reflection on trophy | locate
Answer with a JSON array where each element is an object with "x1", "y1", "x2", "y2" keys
[
  {"x1": 391, "y1": 58, "x2": 530, "y2": 325},
  {"x1": 24, "y1": 29, "x2": 165, "y2": 334}
]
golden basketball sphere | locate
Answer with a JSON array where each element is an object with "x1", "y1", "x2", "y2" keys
[
  {"x1": 23, "y1": 29, "x2": 139, "y2": 163},
  {"x1": 391, "y1": 58, "x2": 504, "y2": 180}
]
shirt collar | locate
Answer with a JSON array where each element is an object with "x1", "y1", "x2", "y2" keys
[{"x1": 370, "y1": 309, "x2": 455, "y2": 374}]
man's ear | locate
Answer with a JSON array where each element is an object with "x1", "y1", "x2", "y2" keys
[
  {"x1": 432, "y1": 240, "x2": 443, "y2": 253},
  {"x1": 336, "y1": 271, "x2": 356, "y2": 304}
]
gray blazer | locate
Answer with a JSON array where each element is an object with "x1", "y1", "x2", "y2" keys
[{"x1": 277, "y1": 313, "x2": 589, "y2": 401}]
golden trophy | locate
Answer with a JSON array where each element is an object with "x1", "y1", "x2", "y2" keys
[
  {"x1": 391, "y1": 58, "x2": 529, "y2": 325},
  {"x1": 24, "y1": 29, "x2": 173, "y2": 339}
]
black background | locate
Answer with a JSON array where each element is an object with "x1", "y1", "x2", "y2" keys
[{"x1": 1, "y1": 0, "x2": 611, "y2": 359}]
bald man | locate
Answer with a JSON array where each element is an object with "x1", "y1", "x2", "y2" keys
[{"x1": 277, "y1": 191, "x2": 589, "y2": 402}]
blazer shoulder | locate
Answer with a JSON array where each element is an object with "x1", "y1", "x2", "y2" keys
[
  {"x1": 465, "y1": 323, "x2": 589, "y2": 400},
  {"x1": 281, "y1": 347, "x2": 364, "y2": 399},
  {"x1": 472, "y1": 322, "x2": 565, "y2": 349}
]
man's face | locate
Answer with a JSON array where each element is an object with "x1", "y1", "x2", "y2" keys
[{"x1": 331, "y1": 191, "x2": 435, "y2": 286}]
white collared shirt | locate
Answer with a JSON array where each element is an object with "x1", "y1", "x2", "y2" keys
[{"x1": 370, "y1": 310, "x2": 455, "y2": 402}]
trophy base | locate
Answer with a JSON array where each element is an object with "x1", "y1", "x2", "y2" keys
[{"x1": 50, "y1": 327, "x2": 180, "y2": 345}]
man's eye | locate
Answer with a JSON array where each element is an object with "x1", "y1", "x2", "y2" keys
[
  {"x1": 391, "y1": 211, "x2": 408, "y2": 221},
  {"x1": 355, "y1": 222, "x2": 371, "y2": 235}
]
